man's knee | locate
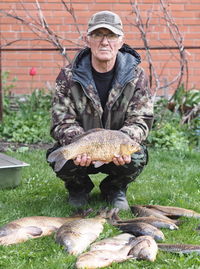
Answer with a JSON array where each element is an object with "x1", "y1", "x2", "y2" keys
[{"x1": 131, "y1": 144, "x2": 148, "y2": 168}]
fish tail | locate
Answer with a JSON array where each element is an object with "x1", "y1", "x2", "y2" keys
[
  {"x1": 47, "y1": 147, "x2": 69, "y2": 172},
  {"x1": 97, "y1": 208, "x2": 119, "y2": 220},
  {"x1": 54, "y1": 158, "x2": 68, "y2": 172}
]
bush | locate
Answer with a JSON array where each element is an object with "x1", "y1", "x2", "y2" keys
[
  {"x1": 0, "y1": 73, "x2": 53, "y2": 143},
  {"x1": 148, "y1": 121, "x2": 189, "y2": 151},
  {"x1": 149, "y1": 85, "x2": 200, "y2": 151}
]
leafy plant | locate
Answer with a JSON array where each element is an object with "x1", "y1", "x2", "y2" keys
[
  {"x1": 149, "y1": 121, "x2": 189, "y2": 151},
  {"x1": 0, "y1": 74, "x2": 53, "y2": 143},
  {"x1": 149, "y1": 85, "x2": 200, "y2": 150},
  {"x1": 168, "y1": 84, "x2": 200, "y2": 120},
  {"x1": 2, "y1": 71, "x2": 18, "y2": 113}
]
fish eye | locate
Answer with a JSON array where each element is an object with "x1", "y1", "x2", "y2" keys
[{"x1": 63, "y1": 239, "x2": 72, "y2": 250}]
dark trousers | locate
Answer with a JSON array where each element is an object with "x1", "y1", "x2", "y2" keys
[{"x1": 46, "y1": 144, "x2": 148, "y2": 195}]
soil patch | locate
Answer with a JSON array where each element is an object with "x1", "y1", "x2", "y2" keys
[{"x1": 0, "y1": 140, "x2": 53, "y2": 152}]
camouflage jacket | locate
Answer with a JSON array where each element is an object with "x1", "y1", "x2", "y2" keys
[{"x1": 50, "y1": 44, "x2": 154, "y2": 146}]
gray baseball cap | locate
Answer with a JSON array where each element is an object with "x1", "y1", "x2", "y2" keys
[{"x1": 87, "y1": 11, "x2": 124, "y2": 36}]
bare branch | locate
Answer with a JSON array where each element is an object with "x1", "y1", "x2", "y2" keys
[
  {"x1": 129, "y1": 0, "x2": 188, "y2": 100},
  {"x1": 129, "y1": 0, "x2": 160, "y2": 101},
  {"x1": 61, "y1": 0, "x2": 81, "y2": 36},
  {"x1": 160, "y1": 0, "x2": 188, "y2": 96},
  {"x1": 181, "y1": 104, "x2": 200, "y2": 124},
  {"x1": 0, "y1": 0, "x2": 83, "y2": 63}
]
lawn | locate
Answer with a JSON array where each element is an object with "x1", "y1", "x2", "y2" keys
[{"x1": 0, "y1": 148, "x2": 200, "y2": 269}]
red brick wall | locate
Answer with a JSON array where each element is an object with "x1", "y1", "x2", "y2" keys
[{"x1": 1, "y1": 0, "x2": 200, "y2": 96}]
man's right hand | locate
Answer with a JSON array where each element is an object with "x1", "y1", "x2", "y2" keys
[{"x1": 73, "y1": 154, "x2": 92, "y2": 167}]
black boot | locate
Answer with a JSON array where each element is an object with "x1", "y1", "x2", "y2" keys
[
  {"x1": 68, "y1": 190, "x2": 89, "y2": 207},
  {"x1": 62, "y1": 175, "x2": 94, "y2": 207},
  {"x1": 102, "y1": 189, "x2": 130, "y2": 210},
  {"x1": 100, "y1": 175, "x2": 133, "y2": 210}
]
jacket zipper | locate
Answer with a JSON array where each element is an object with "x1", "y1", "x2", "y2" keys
[{"x1": 74, "y1": 79, "x2": 104, "y2": 128}]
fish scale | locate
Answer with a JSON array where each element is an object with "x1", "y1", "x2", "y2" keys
[{"x1": 55, "y1": 217, "x2": 107, "y2": 256}]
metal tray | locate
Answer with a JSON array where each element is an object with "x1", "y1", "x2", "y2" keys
[{"x1": 0, "y1": 153, "x2": 29, "y2": 189}]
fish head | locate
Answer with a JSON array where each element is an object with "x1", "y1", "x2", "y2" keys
[{"x1": 120, "y1": 142, "x2": 140, "y2": 155}]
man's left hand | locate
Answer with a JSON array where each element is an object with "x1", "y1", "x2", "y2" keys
[{"x1": 112, "y1": 155, "x2": 131, "y2": 166}]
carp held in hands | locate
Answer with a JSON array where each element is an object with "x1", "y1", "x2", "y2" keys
[{"x1": 47, "y1": 128, "x2": 141, "y2": 172}]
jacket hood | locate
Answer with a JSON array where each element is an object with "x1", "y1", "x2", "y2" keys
[{"x1": 72, "y1": 44, "x2": 141, "y2": 88}]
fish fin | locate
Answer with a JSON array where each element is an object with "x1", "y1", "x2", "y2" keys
[
  {"x1": 22, "y1": 226, "x2": 43, "y2": 236},
  {"x1": 47, "y1": 147, "x2": 69, "y2": 172},
  {"x1": 93, "y1": 161, "x2": 105, "y2": 168},
  {"x1": 47, "y1": 147, "x2": 63, "y2": 163},
  {"x1": 54, "y1": 158, "x2": 68, "y2": 172},
  {"x1": 97, "y1": 208, "x2": 120, "y2": 220},
  {"x1": 107, "y1": 209, "x2": 122, "y2": 225},
  {"x1": 41, "y1": 226, "x2": 57, "y2": 236},
  {"x1": 73, "y1": 208, "x2": 93, "y2": 217}
]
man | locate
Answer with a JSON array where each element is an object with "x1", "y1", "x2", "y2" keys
[{"x1": 47, "y1": 10, "x2": 154, "y2": 210}]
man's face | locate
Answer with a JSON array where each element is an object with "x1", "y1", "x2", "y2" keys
[{"x1": 86, "y1": 28, "x2": 124, "y2": 65}]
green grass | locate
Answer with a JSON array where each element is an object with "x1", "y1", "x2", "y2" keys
[{"x1": 0, "y1": 149, "x2": 200, "y2": 269}]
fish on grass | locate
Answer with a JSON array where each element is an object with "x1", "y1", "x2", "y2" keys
[
  {"x1": 47, "y1": 128, "x2": 140, "y2": 172},
  {"x1": 0, "y1": 210, "x2": 90, "y2": 246},
  {"x1": 55, "y1": 208, "x2": 117, "y2": 256},
  {"x1": 158, "y1": 243, "x2": 200, "y2": 255},
  {"x1": 116, "y1": 221, "x2": 165, "y2": 242},
  {"x1": 142, "y1": 204, "x2": 200, "y2": 219},
  {"x1": 130, "y1": 205, "x2": 178, "y2": 223},
  {"x1": 76, "y1": 237, "x2": 137, "y2": 269},
  {"x1": 116, "y1": 216, "x2": 179, "y2": 230}
]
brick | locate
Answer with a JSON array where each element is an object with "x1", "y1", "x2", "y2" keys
[
  {"x1": 184, "y1": 3, "x2": 200, "y2": 10},
  {"x1": 188, "y1": 25, "x2": 200, "y2": 32},
  {"x1": 168, "y1": 3, "x2": 185, "y2": 11},
  {"x1": 172, "y1": 10, "x2": 199, "y2": 18},
  {"x1": 184, "y1": 33, "x2": 200, "y2": 40},
  {"x1": 182, "y1": 18, "x2": 199, "y2": 25},
  {"x1": 90, "y1": 4, "x2": 114, "y2": 11}
]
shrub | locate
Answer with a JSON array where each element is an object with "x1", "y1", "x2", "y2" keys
[
  {"x1": 149, "y1": 85, "x2": 200, "y2": 151},
  {"x1": 0, "y1": 72, "x2": 53, "y2": 143}
]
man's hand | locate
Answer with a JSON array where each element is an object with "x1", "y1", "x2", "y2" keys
[
  {"x1": 112, "y1": 155, "x2": 131, "y2": 166},
  {"x1": 74, "y1": 154, "x2": 131, "y2": 167},
  {"x1": 73, "y1": 154, "x2": 92, "y2": 167}
]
